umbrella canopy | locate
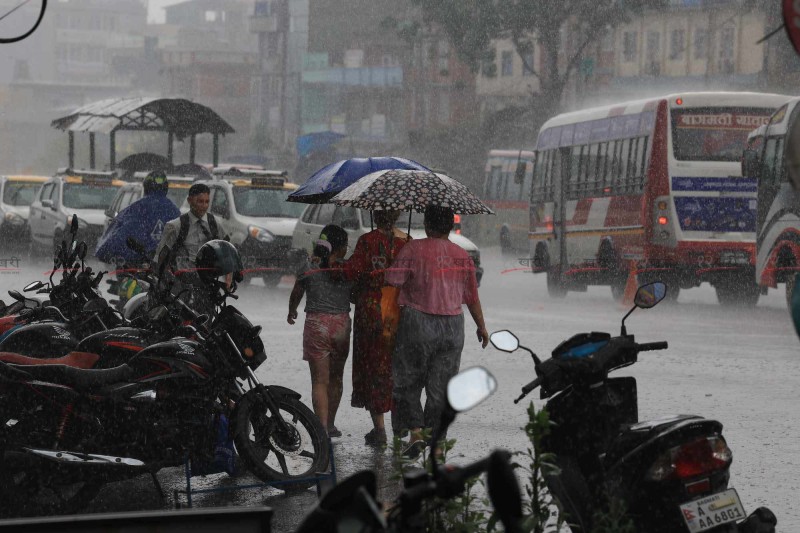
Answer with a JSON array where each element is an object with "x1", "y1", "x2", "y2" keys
[
  {"x1": 331, "y1": 170, "x2": 494, "y2": 215},
  {"x1": 288, "y1": 157, "x2": 431, "y2": 204}
]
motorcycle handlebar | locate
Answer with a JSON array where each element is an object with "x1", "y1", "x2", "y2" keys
[
  {"x1": 638, "y1": 341, "x2": 668, "y2": 352},
  {"x1": 514, "y1": 377, "x2": 541, "y2": 404}
]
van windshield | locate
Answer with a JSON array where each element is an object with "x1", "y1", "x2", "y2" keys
[
  {"x1": 233, "y1": 187, "x2": 306, "y2": 218},
  {"x1": 3, "y1": 182, "x2": 40, "y2": 206},
  {"x1": 167, "y1": 187, "x2": 189, "y2": 207},
  {"x1": 63, "y1": 183, "x2": 121, "y2": 209}
]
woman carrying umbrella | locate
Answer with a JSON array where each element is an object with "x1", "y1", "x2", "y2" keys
[{"x1": 345, "y1": 209, "x2": 410, "y2": 446}]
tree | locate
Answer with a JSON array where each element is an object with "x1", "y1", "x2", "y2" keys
[{"x1": 410, "y1": 0, "x2": 667, "y2": 114}]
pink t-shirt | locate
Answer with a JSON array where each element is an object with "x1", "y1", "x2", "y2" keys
[{"x1": 384, "y1": 237, "x2": 479, "y2": 316}]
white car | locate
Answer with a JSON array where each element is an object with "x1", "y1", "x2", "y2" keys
[{"x1": 291, "y1": 204, "x2": 483, "y2": 284}]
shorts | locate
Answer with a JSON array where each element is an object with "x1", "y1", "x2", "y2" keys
[{"x1": 303, "y1": 312, "x2": 352, "y2": 362}]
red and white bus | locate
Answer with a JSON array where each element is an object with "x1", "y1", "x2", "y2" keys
[{"x1": 528, "y1": 92, "x2": 789, "y2": 304}]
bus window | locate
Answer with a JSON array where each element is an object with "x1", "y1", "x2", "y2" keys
[
  {"x1": 586, "y1": 143, "x2": 599, "y2": 194},
  {"x1": 617, "y1": 139, "x2": 631, "y2": 192},
  {"x1": 488, "y1": 165, "x2": 502, "y2": 199}
]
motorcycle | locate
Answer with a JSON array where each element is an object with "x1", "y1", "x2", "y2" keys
[
  {"x1": 0, "y1": 268, "x2": 328, "y2": 517},
  {"x1": 296, "y1": 366, "x2": 524, "y2": 533},
  {"x1": 489, "y1": 282, "x2": 776, "y2": 533}
]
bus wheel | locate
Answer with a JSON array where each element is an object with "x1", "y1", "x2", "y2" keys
[
  {"x1": 500, "y1": 229, "x2": 513, "y2": 257},
  {"x1": 716, "y1": 281, "x2": 759, "y2": 307},
  {"x1": 547, "y1": 269, "x2": 567, "y2": 299}
]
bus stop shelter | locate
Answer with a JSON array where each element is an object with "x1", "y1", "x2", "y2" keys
[{"x1": 51, "y1": 97, "x2": 235, "y2": 171}]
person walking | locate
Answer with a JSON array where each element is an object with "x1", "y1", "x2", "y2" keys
[
  {"x1": 385, "y1": 205, "x2": 488, "y2": 458},
  {"x1": 288, "y1": 225, "x2": 352, "y2": 437},
  {"x1": 345, "y1": 210, "x2": 410, "y2": 446}
]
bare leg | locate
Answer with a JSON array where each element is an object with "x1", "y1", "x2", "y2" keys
[
  {"x1": 308, "y1": 357, "x2": 330, "y2": 430},
  {"x1": 370, "y1": 411, "x2": 385, "y2": 430},
  {"x1": 328, "y1": 356, "x2": 347, "y2": 429}
]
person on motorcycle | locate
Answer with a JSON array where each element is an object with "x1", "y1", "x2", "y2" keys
[{"x1": 95, "y1": 170, "x2": 180, "y2": 302}]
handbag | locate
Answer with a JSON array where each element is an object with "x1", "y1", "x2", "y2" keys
[{"x1": 380, "y1": 285, "x2": 401, "y2": 339}]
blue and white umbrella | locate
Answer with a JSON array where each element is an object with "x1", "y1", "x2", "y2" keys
[{"x1": 287, "y1": 157, "x2": 431, "y2": 204}]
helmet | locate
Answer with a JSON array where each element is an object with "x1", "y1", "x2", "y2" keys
[
  {"x1": 143, "y1": 170, "x2": 169, "y2": 195},
  {"x1": 195, "y1": 239, "x2": 243, "y2": 285}
]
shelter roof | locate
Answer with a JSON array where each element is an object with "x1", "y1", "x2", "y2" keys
[{"x1": 51, "y1": 97, "x2": 235, "y2": 138}]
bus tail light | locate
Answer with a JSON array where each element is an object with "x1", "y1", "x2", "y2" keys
[
  {"x1": 658, "y1": 216, "x2": 668, "y2": 225},
  {"x1": 676, "y1": 98, "x2": 683, "y2": 106}
]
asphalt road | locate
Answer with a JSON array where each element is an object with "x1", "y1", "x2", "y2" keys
[{"x1": 1, "y1": 248, "x2": 798, "y2": 532}]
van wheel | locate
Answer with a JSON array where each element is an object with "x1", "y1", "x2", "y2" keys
[{"x1": 716, "y1": 281, "x2": 759, "y2": 307}]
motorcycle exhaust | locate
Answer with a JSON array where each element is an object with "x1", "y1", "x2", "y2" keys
[{"x1": 23, "y1": 447, "x2": 146, "y2": 467}]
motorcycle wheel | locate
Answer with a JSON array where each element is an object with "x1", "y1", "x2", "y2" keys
[{"x1": 233, "y1": 391, "x2": 329, "y2": 491}]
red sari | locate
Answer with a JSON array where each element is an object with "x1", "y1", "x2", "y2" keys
[{"x1": 346, "y1": 228, "x2": 410, "y2": 413}]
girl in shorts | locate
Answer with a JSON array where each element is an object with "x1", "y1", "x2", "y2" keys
[{"x1": 287, "y1": 225, "x2": 352, "y2": 437}]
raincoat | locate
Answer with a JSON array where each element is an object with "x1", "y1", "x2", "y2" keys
[{"x1": 95, "y1": 191, "x2": 180, "y2": 264}]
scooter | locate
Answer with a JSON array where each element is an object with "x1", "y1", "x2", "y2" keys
[
  {"x1": 295, "y1": 366, "x2": 523, "y2": 533},
  {"x1": 490, "y1": 282, "x2": 776, "y2": 533}
]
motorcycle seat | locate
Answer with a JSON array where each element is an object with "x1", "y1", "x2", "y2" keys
[
  {"x1": 0, "y1": 351, "x2": 100, "y2": 369},
  {"x1": 6, "y1": 363, "x2": 134, "y2": 391}
]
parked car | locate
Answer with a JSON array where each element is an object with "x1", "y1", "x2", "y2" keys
[
  {"x1": 292, "y1": 205, "x2": 483, "y2": 284},
  {"x1": 192, "y1": 167, "x2": 306, "y2": 286},
  {"x1": 0, "y1": 175, "x2": 48, "y2": 249},
  {"x1": 28, "y1": 169, "x2": 124, "y2": 257}
]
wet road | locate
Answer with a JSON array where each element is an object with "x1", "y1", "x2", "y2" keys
[{"x1": 1, "y1": 249, "x2": 798, "y2": 531}]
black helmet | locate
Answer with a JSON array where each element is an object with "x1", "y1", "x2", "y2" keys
[
  {"x1": 195, "y1": 240, "x2": 243, "y2": 284},
  {"x1": 143, "y1": 170, "x2": 169, "y2": 195}
]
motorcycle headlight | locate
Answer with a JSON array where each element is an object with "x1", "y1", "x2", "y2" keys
[{"x1": 248, "y1": 225, "x2": 275, "y2": 243}]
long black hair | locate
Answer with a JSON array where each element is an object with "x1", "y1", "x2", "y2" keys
[{"x1": 313, "y1": 224, "x2": 348, "y2": 269}]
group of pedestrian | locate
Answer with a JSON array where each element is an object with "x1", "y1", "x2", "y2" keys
[{"x1": 287, "y1": 205, "x2": 488, "y2": 457}]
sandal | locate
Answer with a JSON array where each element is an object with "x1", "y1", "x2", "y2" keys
[
  {"x1": 328, "y1": 426, "x2": 342, "y2": 438},
  {"x1": 401, "y1": 439, "x2": 427, "y2": 459},
  {"x1": 364, "y1": 428, "x2": 387, "y2": 446}
]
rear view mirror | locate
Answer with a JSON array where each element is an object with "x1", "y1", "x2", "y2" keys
[
  {"x1": 41, "y1": 199, "x2": 54, "y2": 210},
  {"x1": 76, "y1": 241, "x2": 88, "y2": 260},
  {"x1": 490, "y1": 330, "x2": 520, "y2": 353},
  {"x1": 23, "y1": 281, "x2": 45, "y2": 292},
  {"x1": 8, "y1": 290, "x2": 24, "y2": 302},
  {"x1": 70, "y1": 215, "x2": 79, "y2": 234},
  {"x1": 634, "y1": 282, "x2": 667, "y2": 309},
  {"x1": 446, "y1": 366, "x2": 497, "y2": 413},
  {"x1": 741, "y1": 149, "x2": 760, "y2": 178}
]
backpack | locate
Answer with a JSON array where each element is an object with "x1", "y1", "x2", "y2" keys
[{"x1": 173, "y1": 212, "x2": 220, "y2": 254}]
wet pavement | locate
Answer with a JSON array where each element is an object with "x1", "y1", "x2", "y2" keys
[{"x1": 1, "y1": 248, "x2": 798, "y2": 531}]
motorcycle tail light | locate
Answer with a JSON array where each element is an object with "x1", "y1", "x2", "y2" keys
[{"x1": 646, "y1": 436, "x2": 732, "y2": 481}]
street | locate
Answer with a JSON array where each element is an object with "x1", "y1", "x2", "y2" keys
[{"x1": 1, "y1": 248, "x2": 798, "y2": 532}]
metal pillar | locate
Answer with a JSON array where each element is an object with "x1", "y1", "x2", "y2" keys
[
  {"x1": 213, "y1": 134, "x2": 219, "y2": 166},
  {"x1": 89, "y1": 133, "x2": 96, "y2": 169},
  {"x1": 167, "y1": 132, "x2": 174, "y2": 166},
  {"x1": 68, "y1": 132, "x2": 75, "y2": 169},
  {"x1": 190, "y1": 134, "x2": 196, "y2": 164},
  {"x1": 109, "y1": 131, "x2": 116, "y2": 170}
]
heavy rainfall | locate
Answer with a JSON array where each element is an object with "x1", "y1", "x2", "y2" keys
[{"x1": 0, "y1": 1, "x2": 798, "y2": 532}]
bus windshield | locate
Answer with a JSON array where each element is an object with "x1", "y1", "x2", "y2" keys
[{"x1": 671, "y1": 107, "x2": 772, "y2": 162}]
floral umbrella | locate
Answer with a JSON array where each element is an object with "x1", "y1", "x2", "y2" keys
[{"x1": 330, "y1": 169, "x2": 494, "y2": 215}]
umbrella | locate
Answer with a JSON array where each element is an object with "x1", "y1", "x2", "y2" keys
[
  {"x1": 331, "y1": 169, "x2": 494, "y2": 215},
  {"x1": 288, "y1": 157, "x2": 431, "y2": 204}
]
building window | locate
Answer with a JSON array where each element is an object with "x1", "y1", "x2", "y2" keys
[
  {"x1": 693, "y1": 27, "x2": 708, "y2": 60},
  {"x1": 669, "y1": 29, "x2": 685, "y2": 60},
  {"x1": 522, "y1": 50, "x2": 535, "y2": 76},
  {"x1": 623, "y1": 31, "x2": 637, "y2": 62},
  {"x1": 646, "y1": 31, "x2": 660, "y2": 62},
  {"x1": 719, "y1": 26, "x2": 736, "y2": 73},
  {"x1": 601, "y1": 31, "x2": 614, "y2": 52},
  {"x1": 438, "y1": 40, "x2": 450, "y2": 71},
  {"x1": 501, "y1": 51, "x2": 513, "y2": 76}
]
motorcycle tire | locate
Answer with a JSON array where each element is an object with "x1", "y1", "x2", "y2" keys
[{"x1": 233, "y1": 390, "x2": 329, "y2": 492}]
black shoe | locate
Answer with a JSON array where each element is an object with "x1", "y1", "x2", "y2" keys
[
  {"x1": 328, "y1": 426, "x2": 342, "y2": 438},
  {"x1": 365, "y1": 428, "x2": 387, "y2": 446},
  {"x1": 401, "y1": 439, "x2": 427, "y2": 459}
]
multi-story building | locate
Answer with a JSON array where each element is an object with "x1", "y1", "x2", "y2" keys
[{"x1": 475, "y1": 39, "x2": 540, "y2": 116}]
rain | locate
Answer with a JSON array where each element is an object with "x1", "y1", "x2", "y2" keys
[{"x1": 0, "y1": 1, "x2": 798, "y2": 532}]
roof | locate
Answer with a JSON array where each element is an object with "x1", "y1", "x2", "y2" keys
[
  {"x1": 51, "y1": 97, "x2": 235, "y2": 138},
  {"x1": 3, "y1": 175, "x2": 49, "y2": 182}
]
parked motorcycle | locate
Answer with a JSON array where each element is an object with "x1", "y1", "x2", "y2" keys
[
  {"x1": 489, "y1": 282, "x2": 776, "y2": 533},
  {"x1": 0, "y1": 258, "x2": 327, "y2": 517},
  {"x1": 296, "y1": 366, "x2": 523, "y2": 533}
]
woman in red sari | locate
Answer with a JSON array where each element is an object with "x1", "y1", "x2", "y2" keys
[{"x1": 346, "y1": 210, "x2": 410, "y2": 446}]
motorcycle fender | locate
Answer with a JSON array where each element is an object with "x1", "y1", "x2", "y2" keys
[{"x1": 266, "y1": 385, "x2": 302, "y2": 402}]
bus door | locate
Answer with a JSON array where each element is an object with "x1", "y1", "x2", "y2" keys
[{"x1": 553, "y1": 147, "x2": 569, "y2": 269}]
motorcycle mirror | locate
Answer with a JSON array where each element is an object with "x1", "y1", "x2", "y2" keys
[
  {"x1": 490, "y1": 330, "x2": 520, "y2": 353},
  {"x1": 446, "y1": 366, "x2": 497, "y2": 413},
  {"x1": 53, "y1": 245, "x2": 63, "y2": 266},
  {"x1": 8, "y1": 290, "x2": 25, "y2": 302},
  {"x1": 149, "y1": 305, "x2": 168, "y2": 322},
  {"x1": 23, "y1": 281, "x2": 45, "y2": 292},
  {"x1": 487, "y1": 450, "x2": 524, "y2": 533},
  {"x1": 76, "y1": 241, "x2": 88, "y2": 261},
  {"x1": 70, "y1": 214, "x2": 79, "y2": 234},
  {"x1": 634, "y1": 282, "x2": 667, "y2": 309}
]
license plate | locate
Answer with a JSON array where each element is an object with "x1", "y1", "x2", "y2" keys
[{"x1": 680, "y1": 488, "x2": 746, "y2": 533}]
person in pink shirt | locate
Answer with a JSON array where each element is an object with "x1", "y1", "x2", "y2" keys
[{"x1": 384, "y1": 205, "x2": 488, "y2": 457}]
